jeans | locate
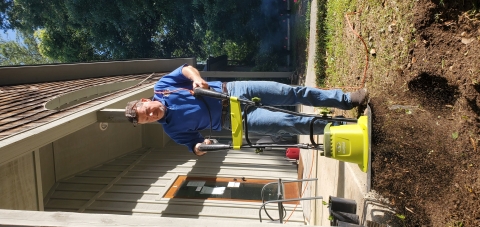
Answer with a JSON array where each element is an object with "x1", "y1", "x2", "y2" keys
[{"x1": 225, "y1": 81, "x2": 352, "y2": 135}]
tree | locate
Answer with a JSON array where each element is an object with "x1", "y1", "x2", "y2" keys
[
  {"x1": 4, "y1": 0, "x2": 172, "y2": 61},
  {"x1": 62, "y1": 0, "x2": 165, "y2": 59},
  {"x1": 0, "y1": 0, "x2": 12, "y2": 29},
  {"x1": 35, "y1": 28, "x2": 102, "y2": 62},
  {"x1": 0, "y1": 31, "x2": 55, "y2": 65},
  {"x1": 0, "y1": 0, "x2": 283, "y2": 66},
  {"x1": 192, "y1": 0, "x2": 261, "y2": 41}
]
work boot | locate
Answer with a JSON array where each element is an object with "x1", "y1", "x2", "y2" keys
[{"x1": 350, "y1": 88, "x2": 368, "y2": 107}]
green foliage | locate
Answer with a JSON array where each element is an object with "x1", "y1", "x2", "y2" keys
[
  {"x1": 36, "y1": 28, "x2": 102, "y2": 62},
  {"x1": 0, "y1": 0, "x2": 288, "y2": 69},
  {"x1": 0, "y1": 31, "x2": 54, "y2": 65},
  {"x1": 396, "y1": 214, "x2": 406, "y2": 220},
  {"x1": 315, "y1": 0, "x2": 329, "y2": 86},
  {"x1": 452, "y1": 132, "x2": 459, "y2": 140},
  {"x1": 252, "y1": 51, "x2": 281, "y2": 72},
  {"x1": 0, "y1": 0, "x2": 212, "y2": 61},
  {"x1": 290, "y1": 0, "x2": 309, "y2": 71},
  {"x1": 224, "y1": 41, "x2": 255, "y2": 64},
  {"x1": 192, "y1": 0, "x2": 261, "y2": 43},
  {"x1": 0, "y1": 0, "x2": 12, "y2": 29}
]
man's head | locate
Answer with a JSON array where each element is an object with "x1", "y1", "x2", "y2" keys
[{"x1": 125, "y1": 98, "x2": 166, "y2": 126}]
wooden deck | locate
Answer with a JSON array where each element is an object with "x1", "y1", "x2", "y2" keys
[
  {"x1": 0, "y1": 209, "x2": 310, "y2": 227},
  {"x1": 43, "y1": 146, "x2": 305, "y2": 224}
]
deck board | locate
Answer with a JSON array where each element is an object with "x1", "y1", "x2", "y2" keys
[{"x1": 44, "y1": 146, "x2": 302, "y2": 223}]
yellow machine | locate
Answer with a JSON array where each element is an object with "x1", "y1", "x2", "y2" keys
[{"x1": 195, "y1": 88, "x2": 370, "y2": 173}]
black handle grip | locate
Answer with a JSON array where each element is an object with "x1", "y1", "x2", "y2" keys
[
  {"x1": 198, "y1": 144, "x2": 231, "y2": 151},
  {"x1": 194, "y1": 88, "x2": 229, "y2": 100}
]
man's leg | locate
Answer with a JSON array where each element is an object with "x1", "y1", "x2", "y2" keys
[
  {"x1": 227, "y1": 81, "x2": 353, "y2": 110},
  {"x1": 244, "y1": 107, "x2": 327, "y2": 135}
]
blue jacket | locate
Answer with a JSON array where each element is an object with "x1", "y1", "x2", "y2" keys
[{"x1": 154, "y1": 64, "x2": 223, "y2": 152}]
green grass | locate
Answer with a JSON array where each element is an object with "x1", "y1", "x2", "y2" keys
[
  {"x1": 315, "y1": 0, "x2": 357, "y2": 87},
  {"x1": 327, "y1": 0, "x2": 357, "y2": 86},
  {"x1": 314, "y1": 0, "x2": 416, "y2": 94}
]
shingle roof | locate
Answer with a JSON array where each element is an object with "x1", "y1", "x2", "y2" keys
[{"x1": 0, "y1": 73, "x2": 164, "y2": 140}]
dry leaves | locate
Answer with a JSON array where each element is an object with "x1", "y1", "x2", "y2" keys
[
  {"x1": 471, "y1": 137, "x2": 478, "y2": 152},
  {"x1": 461, "y1": 37, "x2": 475, "y2": 45}
]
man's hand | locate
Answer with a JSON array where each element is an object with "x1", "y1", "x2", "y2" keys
[
  {"x1": 192, "y1": 79, "x2": 209, "y2": 89},
  {"x1": 194, "y1": 139, "x2": 213, "y2": 156}
]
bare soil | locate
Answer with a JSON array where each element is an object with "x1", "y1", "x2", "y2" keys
[
  {"x1": 294, "y1": 0, "x2": 480, "y2": 225},
  {"x1": 370, "y1": 0, "x2": 480, "y2": 226}
]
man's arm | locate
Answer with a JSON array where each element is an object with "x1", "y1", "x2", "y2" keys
[{"x1": 181, "y1": 65, "x2": 209, "y2": 89}]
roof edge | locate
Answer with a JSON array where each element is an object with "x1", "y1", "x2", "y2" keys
[
  {"x1": 0, "y1": 58, "x2": 195, "y2": 86},
  {"x1": 0, "y1": 84, "x2": 153, "y2": 166}
]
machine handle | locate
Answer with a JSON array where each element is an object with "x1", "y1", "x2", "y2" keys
[
  {"x1": 194, "y1": 88, "x2": 229, "y2": 100},
  {"x1": 198, "y1": 144, "x2": 231, "y2": 151}
]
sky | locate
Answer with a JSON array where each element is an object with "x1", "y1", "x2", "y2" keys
[{"x1": 1, "y1": 29, "x2": 17, "y2": 41}]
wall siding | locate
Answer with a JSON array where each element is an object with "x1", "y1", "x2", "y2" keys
[
  {"x1": 0, "y1": 153, "x2": 38, "y2": 210},
  {"x1": 39, "y1": 144, "x2": 56, "y2": 198},
  {"x1": 53, "y1": 123, "x2": 142, "y2": 180}
]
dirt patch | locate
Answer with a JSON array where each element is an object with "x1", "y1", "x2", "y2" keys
[
  {"x1": 370, "y1": 0, "x2": 480, "y2": 225},
  {"x1": 297, "y1": 0, "x2": 479, "y2": 224}
]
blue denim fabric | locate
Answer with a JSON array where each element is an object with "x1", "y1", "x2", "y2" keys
[{"x1": 225, "y1": 81, "x2": 352, "y2": 135}]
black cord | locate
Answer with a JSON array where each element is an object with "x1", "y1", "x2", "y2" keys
[
  {"x1": 191, "y1": 96, "x2": 213, "y2": 156},
  {"x1": 261, "y1": 187, "x2": 287, "y2": 222},
  {"x1": 262, "y1": 203, "x2": 287, "y2": 222},
  {"x1": 197, "y1": 95, "x2": 213, "y2": 140}
]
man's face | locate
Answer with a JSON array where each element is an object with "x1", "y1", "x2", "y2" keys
[{"x1": 135, "y1": 99, "x2": 166, "y2": 124}]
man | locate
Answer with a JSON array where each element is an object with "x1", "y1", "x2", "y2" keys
[{"x1": 125, "y1": 64, "x2": 367, "y2": 156}]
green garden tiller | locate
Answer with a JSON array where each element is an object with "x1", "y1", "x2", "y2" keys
[{"x1": 194, "y1": 88, "x2": 371, "y2": 172}]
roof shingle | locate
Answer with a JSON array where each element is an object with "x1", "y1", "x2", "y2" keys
[{"x1": 0, "y1": 73, "x2": 164, "y2": 140}]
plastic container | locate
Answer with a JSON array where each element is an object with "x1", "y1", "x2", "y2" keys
[{"x1": 286, "y1": 147, "x2": 300, "y2": 159}]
